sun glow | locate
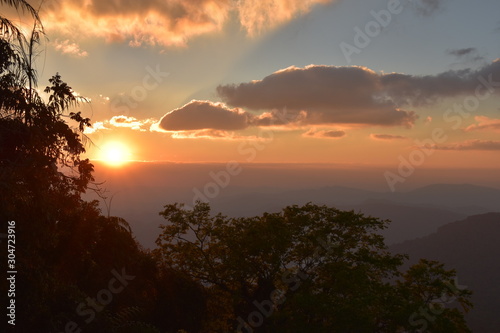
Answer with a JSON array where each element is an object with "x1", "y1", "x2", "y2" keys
[{"x1": 99, "y1": 141, "x2": 132, "y2": 167}]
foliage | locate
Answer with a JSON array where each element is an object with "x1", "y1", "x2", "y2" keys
[
  {"x1": 156, "y1": 202, "x2": 473, "y2": 332},
  {"x1": 0, "y1": 3, "x2": 200, "y2": 332}
]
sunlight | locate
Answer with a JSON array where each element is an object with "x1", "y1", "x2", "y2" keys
[{"x1": 99, "y1": 141, "x2": 132, "y2": 167}]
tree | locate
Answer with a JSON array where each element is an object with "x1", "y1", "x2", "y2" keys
[
  {"x1": 155, "y1": 202, "x2": 473, "y2": 332},
  {"x1": 0, "y1": 1, "x2": 94, "y2": 235},
  {"x1": 1, "y1": 5, "x2": 205, "y2": 332},
  {"x1": 1, "y1": 0, "x2": 94, "y2": 304},
  {"x1": 0, "y1": 0, "x2": 40, "y2": 42},
  {"x1": 0, "y1": 3, "x2": 159, "y2": 332}
]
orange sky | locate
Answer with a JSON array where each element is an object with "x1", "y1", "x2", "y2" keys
[{"x1": 11, "y1": 0, "x2": 500, "y2": 190}]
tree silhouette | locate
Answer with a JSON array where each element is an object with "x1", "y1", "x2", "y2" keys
[
  {"x1": 156, "y1": 202, "x2": 473, "y2": 332},
  {"x1": 1, "y1": 4, "x2": 206, "y2": 332},
  {"x1": 0, "y1": 4, "x2": 160, "y2": 332},
  {"x1": 0, "y1": 0, "x2": 40, "y2": 42},
  {"x1": 0, "y1": 2, "x2": 101, "y2": 330}
]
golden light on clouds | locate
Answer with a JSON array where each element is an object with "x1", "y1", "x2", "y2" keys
[
  {"x1": 39, "y1": 0, "x2": 333, "y2": 47},
  {"x1": 53, "y1": 39, "x2": 88, "y2": 57},
  {"x1": 238, "y1": 0, "x2": 331, "y2": 36}
]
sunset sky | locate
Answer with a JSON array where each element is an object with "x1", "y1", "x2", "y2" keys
[{"x1": 16, "y1": 0, "x2": 500, "y2": 187}]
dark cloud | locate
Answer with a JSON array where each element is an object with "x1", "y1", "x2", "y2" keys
[
  {"x1": 218, "y1": 65, "x2": 418, "y2": 128},
  {"x1": 446, "y1": 47, "x2": 484, "y2": 66},
  {"x1": 371, "y1": 134, "x2": 408, "y2": 141},
  {"x1": 158, "y1": 100, "x2": 252, "y2": 131},
  {"x1": 412, "y1": 0, "x2": 445, "y2": 16},
  {"x1": 381, "y1": 59, "x2": 500, "y2": 106},
  {"x1": 170, "y1": 129, "x2": 258, "y2": 140},
  {"x1": 447, "y1": 48, "x2": 476, "y2": 57},
  {"x1": 304, "y1": 129, "x2": 346, "y2": 139},
  {"x1": 435, "y1": 140, "x2": 500, "y2": 151},
  {"x1": 158, "y1": 61, "x2": 500, "y2": 134},
  {"x1": 218, "y1": 61, "x2": 500, "y2": 128},
  {"x1": 253, "y1": 108, "x2": 307, "y2": 127}
]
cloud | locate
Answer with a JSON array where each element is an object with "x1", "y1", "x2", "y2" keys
[
  {"x1": 42, "y1": 0, "x2": 231, "y2": 47},
  {"x1": 84, "y1": 116, "x2": 156, "y2": 133},
  {"x1": 170, "y1": 129, "x2": 268, "y2": 141},
  {"x1": 218, "y1": 65, "x2": 418, "y2": 128},
  {"x1": 447, "y1": 47, "x2": 476, "y2": 58},
  {"x1": 238, "y1": 0, "x2": 330, "y2": 36},
  {"x1": 434, "y1": 139, "x2": 500, "y2": 151},
  {"x1": 304, "y1": 129, "x2": 346, "y2": 139},
  {"x1": 53, "y1": 39, "x2": 88, "y2": 57},
  {"x1": 109, "y1": 116, "x2": 156, "y2": 131},
  {"x1": 380, "y1": 59, "x2": 500, "y2": 106},
  {"x1": 253, "y1": 108, "x2": 308, "y2": 128},
  {"x1": 84, "y1": 112, "x2": 259, "y2": 140},
  {"x1": 218, "y1": 60, "x2": 500, "y2": 128},
  {"x1": 171, "y1": 129, "x2": 228, "y2": 139},
  {"x1": 370, "y1": 134, "x2": 408, "y2": 141},
  {"x1": 153, "y1": 61, "x2": 500, "y2": 135},
  {"x1": 84, "y1": 121, "x2": 109, "y2": 134},
  {"x1": 465, "y1": 116, "x2": 500, "y2": 132},
  {"x1": 446, "y1": 47, "x2": 484, "y2": 65},
  {"x1": 40, "y1": 0, "x2": 333, "y2": 47},
  {"x1": 412, "y1": 0, "x2": 445, "y2": 16},
  {"x1": 157, "y1": 100, "x2": 252, "y2": 131}
]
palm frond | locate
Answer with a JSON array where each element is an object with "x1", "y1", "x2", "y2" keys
[
  {"x1": 0, "y1": 0, "x2": 40, "y2": 22},
  {"x1": 0, "y1": 16, "x2": 28, "y2": 43}
]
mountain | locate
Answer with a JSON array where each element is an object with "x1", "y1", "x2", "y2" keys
[
  {"x1": 390, "y1": 213, "x2": 500, "y2": 333},
  {"x1": 210, "y1": 186, "x2": 378, "y2": 217},
  {"x1": 389, "y1": 184, "x2": 500, "y2": 215},
  {"x1": 345, "y1": 202, "x2": 466, "y2": 244},
  {"x1": 87, "y1": 183, "x2": 500, "y2": 249},
  {"x1": 211, "y1": 184, "x2": 500, "y2": 217}
]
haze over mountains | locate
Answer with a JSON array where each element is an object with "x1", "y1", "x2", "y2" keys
[
  {"x1": 391, "y1": 213, "x2": 500, "y2": 333},
  {"x1": 86, "y1": 162, "x2": 500, "y2": 331},
  {"x1": 87, "y1": 163, "x2": 500, "y2": 249}
]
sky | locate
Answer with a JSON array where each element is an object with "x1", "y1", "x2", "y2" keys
[{"x1": 9, "y1": 0, "x2": 500, "y2": 191}]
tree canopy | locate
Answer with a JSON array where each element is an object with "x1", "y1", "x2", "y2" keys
[{"x1": 155, "y1": 202, "x2": 472, "y2": 332}]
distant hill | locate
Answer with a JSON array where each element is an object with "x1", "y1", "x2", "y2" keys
[
  {"x1": 93, "y1": 183, "x2": 500, "y2": 249},
  {"x1": 389, "y1": 184, "x2": 500, "y2": 215},
  {"x1": 390, "y1": 213, "x2": 500, "y2": 333},
  {"x1": 345, "y1": 202, "x2": 465, "y2": 244},
  {"x1": 211, "y1": 183, "x2": 500, "y2": 216},
  {"x1": 210, "y1": 184, "x2": 499, "y2": 245}
]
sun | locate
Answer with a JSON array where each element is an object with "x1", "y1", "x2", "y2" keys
[{"x1": 99, "y1": 141, "x2": 132, "y2": 167}]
